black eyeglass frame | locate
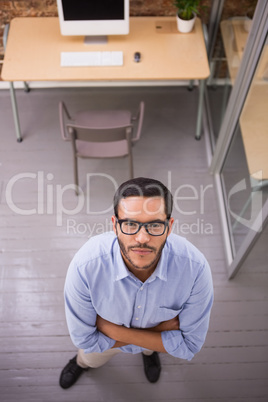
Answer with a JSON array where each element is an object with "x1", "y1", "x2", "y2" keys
[{"x1": 116, "y1": 218, "x2": 170, "y2": 236}]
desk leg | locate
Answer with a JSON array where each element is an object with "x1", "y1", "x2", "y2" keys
[
  {"x1": 9, "y1": 82, "x2": 23, "y2": 142},
  {"x1": 195, "y1": 79, "x2": 205, "y2": 140},
  {"x1": 188, "y1": 79, "x2": 194, "y2": 91},
  {"x1": 24, "y1": 82, "x2": 30, "y2": 93}
]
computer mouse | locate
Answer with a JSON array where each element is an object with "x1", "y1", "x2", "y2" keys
[{"x1": 134, "y1": 52, "x2": 141, "y2": 62}]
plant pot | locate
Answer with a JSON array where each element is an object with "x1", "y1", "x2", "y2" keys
[{"x1": 176, "y1": 13, "x2": 196, "y2": 33}]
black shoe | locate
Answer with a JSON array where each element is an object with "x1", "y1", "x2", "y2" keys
[
  {"x1": 59, "y1": 355, "x2": 88, "y2": 389},
  {"x1": 142, "y1": 352, "x2": 161, "y2": 383}
]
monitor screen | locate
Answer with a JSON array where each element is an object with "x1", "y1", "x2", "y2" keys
[{"x1": 57, "y1": 0, "x2": 129, "y2": 37}]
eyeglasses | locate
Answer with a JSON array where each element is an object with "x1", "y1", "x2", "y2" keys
[{"x1": 116, "y1": 218, "x2": 169, "y2": 236}]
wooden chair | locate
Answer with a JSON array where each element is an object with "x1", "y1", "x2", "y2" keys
[{"x1": 59, "y1": 101, "x2": 144, "y2": 194}]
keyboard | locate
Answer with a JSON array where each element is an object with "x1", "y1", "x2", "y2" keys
[{"x1": 61, "y1": 51, "x2": 123, "y2": 67}]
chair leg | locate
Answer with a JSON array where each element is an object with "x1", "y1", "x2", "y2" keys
[
  {"x1": 74, "y1": 156, "x2": 79, "y2": 195},
  {"x1": 127, "y1": 131, "x2": 134, "y2": 179},
  {"x1": 129, "y1": 152, "x2": 134, "y2": 179}
]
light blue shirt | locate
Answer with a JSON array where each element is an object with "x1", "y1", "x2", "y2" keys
[{"x1": 64, "y1": 232, "x2": 213, "y2": 361}]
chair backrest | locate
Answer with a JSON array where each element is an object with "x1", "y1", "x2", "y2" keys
[
  {"x1": 67, "y1": 123, "x2": 133, "y2": 162},
  {"x1": 66, "y1": 124, "x2": 132, "y2": 143},
  {"x1": 59, "y1": 100, "x2": 145, "y2": 144},
  {"x1": 59, "y1": 101, "x2": 72, "y2": 141},
  {"x1": 132, "y1": 101, "x2": 145, "y2": 143},
  {"x1": 59, "y1": 101, "x2": 144, "y2": 183}
]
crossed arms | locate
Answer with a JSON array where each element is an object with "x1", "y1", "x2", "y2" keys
[
  {"x1": 65, "y1": 259, "x2": 213, "y2": 360},
  {"x1": 96, "y1": 315, "x2": 180, "y2": 352}
]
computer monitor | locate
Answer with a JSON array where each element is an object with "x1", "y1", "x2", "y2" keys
[{"x1": 56, "y1": 0, "x2": 129, "y2": 43}]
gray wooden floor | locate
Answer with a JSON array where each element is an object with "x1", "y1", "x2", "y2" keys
[{"x1": 0, "y1": 86, "x2": 268, "y2": 402}]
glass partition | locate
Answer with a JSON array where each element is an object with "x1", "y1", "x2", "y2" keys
[
  {"x1": 208, "y1": 0, "x2": 268, "y2": 277},
  {"x1": 220, "y1": 33, "x2": 268, "y2": 257},
  {"x1": 207, "y1": 0, "x2": 258, "y2": 149}
]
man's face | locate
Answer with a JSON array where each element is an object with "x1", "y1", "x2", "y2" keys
[{"x1": 112, "y1": 196, "x2": 174, "y2": 276}]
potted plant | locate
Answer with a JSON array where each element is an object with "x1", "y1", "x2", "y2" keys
[{"x1": 174, "y1": 0, "x2": 201, "y2": 33}]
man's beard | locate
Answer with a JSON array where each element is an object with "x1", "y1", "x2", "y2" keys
[{"x1": 117, "y1": 235, "x2": 167, "y2": 272}]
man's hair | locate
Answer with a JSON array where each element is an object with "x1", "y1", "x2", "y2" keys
[{"x1": 113, "y1": 177, "x2": 173, "y2": 219}]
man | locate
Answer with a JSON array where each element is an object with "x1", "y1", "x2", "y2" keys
[{"x1": 59, "y1": 177, "x2": 213, "y2": 389}]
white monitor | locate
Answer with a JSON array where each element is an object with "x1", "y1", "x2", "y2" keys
[{"x1": 56, "y1": 0, "x2": 129, "y2": 42}]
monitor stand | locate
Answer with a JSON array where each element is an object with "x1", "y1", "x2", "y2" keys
[{"x1": 84, "y1": 36, "x2": 108, "y2": 45}]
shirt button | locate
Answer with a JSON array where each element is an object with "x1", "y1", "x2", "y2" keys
[
  {"x1": 137, "y1": 305, "x2": 142, "y2": 309},
  {"x1": 135, "y1": 317, "x2": 139, "y2": 320},
  {"x1": 140, "y1": 287, "x2": 144, "y2": 291}
]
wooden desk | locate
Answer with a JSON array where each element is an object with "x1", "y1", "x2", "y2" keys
[{"x1": 2, "y1": 17, "x2": 209, "y2": 142}]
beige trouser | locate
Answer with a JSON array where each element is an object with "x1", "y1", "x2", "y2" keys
[{"x1": 77, "y1": 348, "x2": 154, "y2": 369}]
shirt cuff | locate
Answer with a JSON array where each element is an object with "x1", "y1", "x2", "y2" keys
[{"x1": 161, "y1": 330, "x2": 194, "y2": 361}]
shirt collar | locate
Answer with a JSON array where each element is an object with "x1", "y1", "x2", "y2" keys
[
  {"x1": 149, "y1": 243, "x2": 168, "y2": 282},
  {"x1": 113, "y1": 237, "x2": 169, "y2": 282}
]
